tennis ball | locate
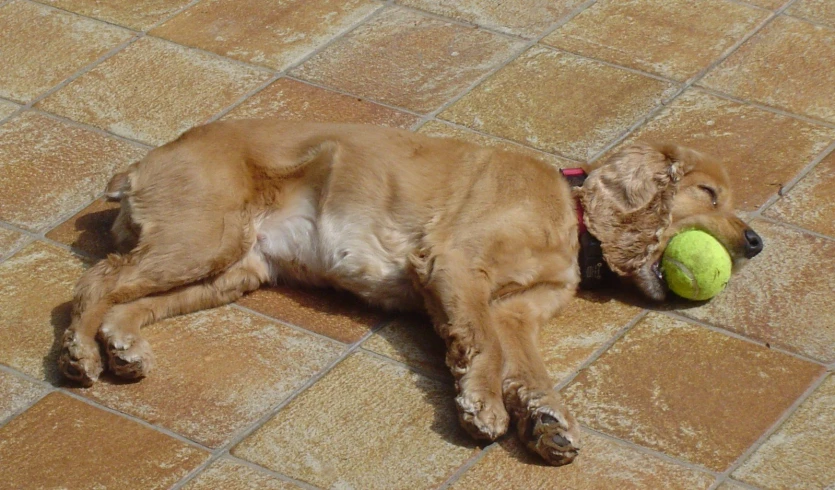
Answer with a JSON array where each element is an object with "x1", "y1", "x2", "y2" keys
[{"x1": 662, "y1": 230, "x2": 732, "y2": 301}]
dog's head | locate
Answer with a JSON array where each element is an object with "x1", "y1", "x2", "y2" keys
[{"x1": 579, "y1": 142, "x2": 763, "y2": 301}]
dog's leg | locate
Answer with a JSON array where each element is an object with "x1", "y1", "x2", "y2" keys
[
  {"x1": 495, "y1": 285, "x2": 582, "y2": 466},
  {"x1": 411, "y1": 250, "x2": 510, "y2": 441},
  {"x1": 99, "y1": 253, "x2": 268, "y2": 379},
  {"x1": 59, "y1": 210, "x2": 253, "y2": 385}
]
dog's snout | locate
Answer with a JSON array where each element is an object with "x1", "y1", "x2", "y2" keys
[{"x1": 743, "y1": 229, "x2": 763, "y2": 258}]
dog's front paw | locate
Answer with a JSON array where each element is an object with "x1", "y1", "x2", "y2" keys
[
  {"x1": 519, "y1": 407, "x2": 582, "y2": 466},
  {"x1": 456, "y1": 392, "x2": 510, "y2": 441},
  {"x1": 101, "y1": 329, "x2": 155, "y2": 380},
  {"x1": 58, "y1": 330, "x2": 103, "y2": 387}
]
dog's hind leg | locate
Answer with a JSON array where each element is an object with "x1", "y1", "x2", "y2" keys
[
  {"x1": 59, "y1": 209, "x2": 254, "y2": 385},
  {"x1": 99, "y1": 251, "x2": 269, "y2": 379}
]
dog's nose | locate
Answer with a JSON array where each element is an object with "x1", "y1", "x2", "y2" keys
[{"x1": 743, "y1": 229, "x2": 763, "y2": 258}]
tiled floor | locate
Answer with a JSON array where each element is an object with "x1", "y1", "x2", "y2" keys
[{"x1": 0, "y1": 0, "x2": 833, "y2": 488}]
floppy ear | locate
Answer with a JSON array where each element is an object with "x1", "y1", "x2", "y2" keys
[{"x1": 578, "y1": 143, "x2": 694, "y2": 277}]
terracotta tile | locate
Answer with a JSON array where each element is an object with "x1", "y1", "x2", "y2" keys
[
  {"x1": 0, "y1": 227, "x2": 29, "y2": 260},
  {"x1": 0, "y1": 1, "x2": 133, "y2": 103},
  {"x1": 152, "y1": 0, "x2": 380, "y2": 71},
  {"x1": 733, "y1": 374, "x2": 835, "y2": 489},
  {"x1": 0, "y1": 371, "x2": 47, "y2": 422},
  {"x1": 700, "y1": 16, "x2": 835, "y2": 123},
  {"x1": 76, "y1": 306, "x2": 342, "y2": 447},
  {"x1": 292, "y1": 7, "x2": 523, "y2": 113},
  {"x1": 562, "y1": 313, "x2": 823, "y2": 471},
  {"x1": 0, "y1": 99, "x2": 18, "y2": 120},
  {"x1": 185, "y1": 459, "x2": 301, "y2": 490},
  {"x1": 450, "y1": 434, "x2": 714, "y2": 490},
  {"x1": 0, "y1": 393, "x2": 207, "y2": 488},
  {"x1": 225, "y1": 78, "x2": 419, "y2": 128},
  {"x1": 35, "y1": 0, "x2": 196, "y2": 31},
  {"x1": 716, "y1": 482, "x2": 752, "y2": 490},
  {"x1": 36, "y1": 36, "x2": 272, "y2": 145},
  {"x1": 788, "y1": 0, "x2": 835, "y2": 29},
  {"x1": 543, "y1": 0, "x2": 767, "y2": 81},
  {"x1": 417, "y1": 120, "x2": 574, "y2": 168},
  {"x1": 765, "y1": 151, "x2": 835, "y2": 236},
  {"x1": 46, "y1": 198, "x2": 122, "y2": 259},
  {"x1": 741, "y1": 0, "x2": 784, "y2": 8},
  {"x1": 682, "y1": 220, "x2": 835, "y2": 363},
  {"x1": 611, "y1": 89, "x2": 835, "y2": 211},
  {"x1": 439, "y1": 46, "x2": 677, "y2": 161},
  {"x1": 542, "y1": 291, "x2": 643, "y2": 385},
  {"x1": 237, "y1": 285, "x2": 385, "y2": 343},
  {"x1": 363, "y1": 315, "x2": 448, "y2": 378},
  {"x1": 233, "y1": 352, "x2": 476, "y2": 489},
  {"x1": 0, "y1": 242, "x2": 86, "y2": 382},
  {"x1": 0, "y1": 112, "x2": 144, "y2": 232},
  {"x1": 397, "y1": 0, "x2": 584, "y2": 38}
]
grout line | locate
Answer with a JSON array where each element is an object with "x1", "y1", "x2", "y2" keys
[
  {"x1": 662, "y1": 311, "x2": 829, "y2": 368},
  {"x1": 223, "y1": 455, "x2": 325, "y2": 490},
  {"x1": 538, "y1": 43, "x2": 682, "y2": 85},
  {"x1": 580, "y1": 425, "x2": 721, "y2": 477},
  {"x1": 170, "y1": 327, "x2": 379, "y2": 489},
  {"x1": 755, "y1": 216, "x2": 835, "y2": 243},
  {"x1": 0, "y1": 366, "x2": 50, "y2": 430},
  {"x1": 750, "y1": 139, "x2": 835, "y2": 218},
  {"x1": 358, "y1": 347, "x2": 451, "y2": 383},
  {"x1": 413, "y1": 0, "x2": 601, "y2": 131},
  {"x1": 143, "y1": 0, "x2": 204, "y2": 32},
  {"x1": 29, "y1": 108, "x2": 154, "y2": 149},
  {"x1": 436, "y1": 443, "x2": 497, "y2": 490},
  {"x1": 587, "y1": 1, "x2": 795, "y2": 164},
  {"x1": 0, "y1": 364, "x2": 212, "y2": 452},
  {"x1": 780, "y1": 11, "x2": 835, "y2": 31},
  {"x1": 393, "y1": 3, "x2": 528, "y2": 42},
  {"x1": 24, "y1": 0, "x2": 143, "y2": 32},
  {"x1": 708, "y1": 370, "x2": 830, "y2": 490},
  {"x1": 229, "y1": 302, "x2": 353, "y2": 348},
  {"x1": 694, "y1": 86, "x2": 835, "y2": 130},
  {"x1": 554, "y1": 309, "x2": 649, "y2": 391}
]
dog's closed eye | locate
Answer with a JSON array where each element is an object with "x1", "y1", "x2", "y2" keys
[{"x1": 698, "y1": 185, "x2": 718, "y2": 207}]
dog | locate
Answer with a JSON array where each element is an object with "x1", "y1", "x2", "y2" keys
[{"x1": 58, "y1": 120, "x2": 763, "y2": 466}]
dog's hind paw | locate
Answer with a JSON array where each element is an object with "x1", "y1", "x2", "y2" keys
[
  {"x1": 456, "y1": 392, "x2": 510, "y2": 441},
  {"x1": 102, "y1": 331, "x2": 155, "y2": 380},
  {"x1": 519, "y1": 407, "x2": 582, "y2": 466}
]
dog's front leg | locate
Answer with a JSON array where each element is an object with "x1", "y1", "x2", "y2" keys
[{"x1": 495, "y1": 285, "x2": 582, "y2": 466}]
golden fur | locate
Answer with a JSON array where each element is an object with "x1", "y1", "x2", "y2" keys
[{"x1": 58, "y1": 120, "x2": 762, "y2": 466}]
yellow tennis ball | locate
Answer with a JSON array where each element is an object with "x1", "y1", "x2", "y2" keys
[{"x1": 662, "y1": 230, "x2": 732, "y2": 301}]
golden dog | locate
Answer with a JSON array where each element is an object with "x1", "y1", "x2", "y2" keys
[{"x1": 58, "y1": 120, "x2": 763, "y2": 465}]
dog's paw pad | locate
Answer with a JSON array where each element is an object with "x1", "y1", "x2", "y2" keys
[{"x1": 522, "y1": 409, "x2": 581, "y2": 466}]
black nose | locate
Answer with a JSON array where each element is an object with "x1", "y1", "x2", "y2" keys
[{"x1": 744, "y1": 229, "x2": 763, "y2": 258}]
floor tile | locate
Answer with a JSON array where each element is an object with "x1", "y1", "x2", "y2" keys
[
  {"x1": 562, "y1": 313, "x2": 823, "y2": 471},
  {"x1": 765, "y1": 148, "x2": 835, "y2": 237},
  {"x1": 36, "y1": 36, "x2": 272, "y2": 145},
  {"x1": 152, "y1": 0, "x2": 380, "y2": 71},
  {"x1": 35, "y1": 0, "x2": 194, "y2": 31},
  {"x1": 233, "y1": 352, "x2": 476, "y2": 490},
  {"x1": 397, "y1": 0, "x2": 584, "y2": 38},
  {"x1": 76, "y1": 306, "x2": 342, "y2": 448},
  {"x1": 700, "y1": 16, "x2": 835, "y2": 123},
  {"x1": 542, "y1": 291, "x2": 643, "y2": 385},
  {"x1": 185, "y1": 459, "x2": 301, "y2": 490},
  {"x1": 449, "y1": 434, "x2": 714, "y2": 490},
  {"x1": 543, "y1": 0, "x2": 767, "y2": 81},
  {"x1": 0, "y1": 99, "x2": 18, "y2": 120},
  {"x1": 439, "y1": 46, "x2": 677, "y2": 161},
  {"x1": 0, "y1": 371, "x2": 47, "y2": 423},
  {"x1": 716, "y1": 482, "x2": 751, "y2": 490},
  {"x1": 417, "y1": 120, "x2": 574, "y2": 168},
  {"x1": 0, "y1": 227, "x2": 29, "y2": 260},
  {"x1": 0, "y1": 1, "x2": 133, "y2": 103},
  {"x1": 0, "y1": 112, "x2": 144, "y2": 232},
  {"x1": 0, "y1": 392, "x2": 207, "y2": 488},
  {"x1": 224, "y1": 78, "x2": 419, "y2": 128},
  {"x1": 682, "y1": 220, "x2": 835, "y2": 363},
  {"x1": 788, "y1": 0, "x2": 835, "y2": 29},
  {"x1": 292, "y1": 7, "x2": 523, "y2": 113},
  {"x1": 237, "y1": 285, "x2": 385, "y2": 343},
  {"x1": 734, "y1": 374, "x2": 834, "y2": 489},
  {"x1": 46, "y1": 198, "x2": 122, "y2": 259},
  {"x1": 740, "y1": 0, "x2": 784, "y2": 8},
  {"x1": 363, "y1": 315, "x2": 448, "y2": 379},
  {"x1": 610, "y1": 89, "x2": 835, "y2": 211},
  {"x1": 0, "y1": 242, "x2": 86, "y2": 382}
]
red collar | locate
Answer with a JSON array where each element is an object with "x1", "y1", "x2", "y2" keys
[
  {"x1": 559, "y1": 168, "x2": 588, "y2": 236},
  {"x1": 559, "y1": 167, "x2": 609, "y2": 289}
]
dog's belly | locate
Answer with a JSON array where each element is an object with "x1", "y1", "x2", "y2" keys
[{"x1": 253, "y1": 185, "x2": 422, "y2": 311}]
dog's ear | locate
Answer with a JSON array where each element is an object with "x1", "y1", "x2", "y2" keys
[{"x1": 579, "y1": 143, "x2": 694, "y2": 276}]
